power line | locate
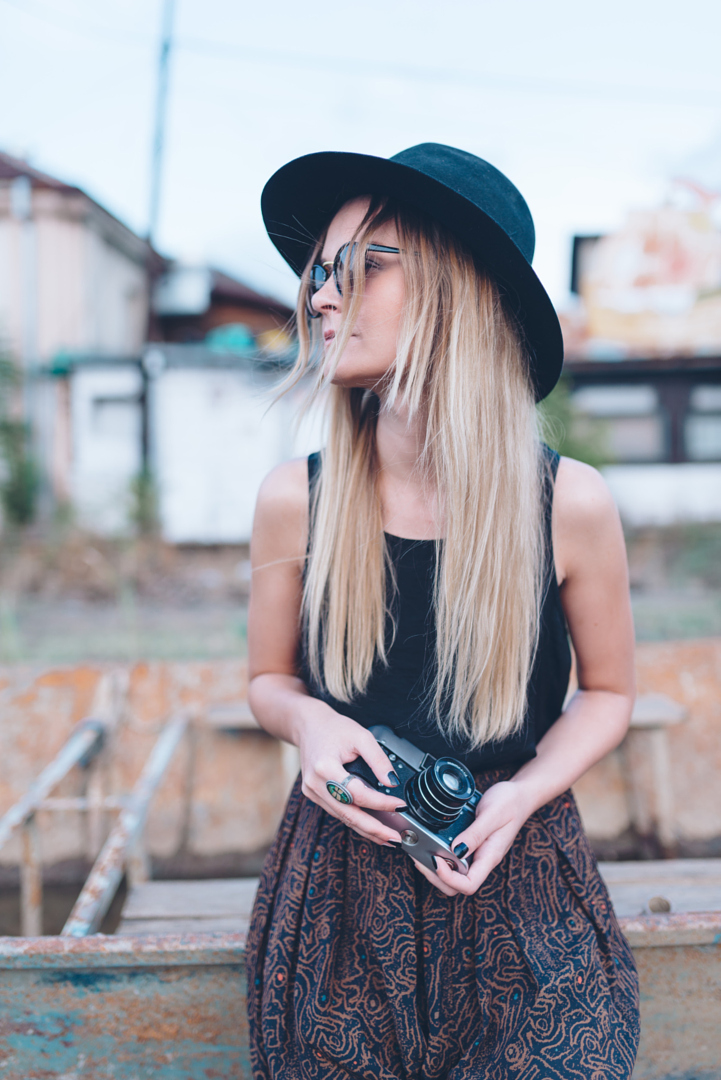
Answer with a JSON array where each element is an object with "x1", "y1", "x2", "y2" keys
[
  {"x1": 174, "y1": 36, "x2": 721, "y2": 109},
  {"x1": 0, "y1": 0, "x2": 151, "y2": 47},
  {"x1": 2, "y1": 0, "x2": 720, "y2": 108}
]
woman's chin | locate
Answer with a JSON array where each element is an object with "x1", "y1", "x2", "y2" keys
[
  {"x1": 330, "y1": 370, "x2": 386, "y2": 389},
  {"x1": 329, "y1": 358, "x2": 392, "y2": 389}
]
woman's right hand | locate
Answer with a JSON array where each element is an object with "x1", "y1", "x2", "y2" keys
[{"x1": 297, "y1": 700, "x2": 407, "y2": 846}]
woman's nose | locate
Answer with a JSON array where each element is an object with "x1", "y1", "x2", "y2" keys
[{"x1": 310, "y1": 274, "x2": 341, "y2": 315}]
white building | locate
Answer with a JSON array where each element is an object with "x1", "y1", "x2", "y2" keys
[
  {"x1": 0, "y1": 151, "x2": 154, "y2": 515},
  {"x1": 0, "y1": 151, "x2": 151, "y2": 366},
  {"x1": 64, "y1": 348, "x2": 322, "y2": 540}
]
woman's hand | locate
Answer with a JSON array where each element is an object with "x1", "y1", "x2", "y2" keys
[
  {"x1": 298, "y1": 701, "x2": 407, "y2": 847},
  {"x1": 413, "y1": 780, "x2": 534, "y2": 897}
]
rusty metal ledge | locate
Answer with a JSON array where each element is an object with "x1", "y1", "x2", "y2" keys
[
  {"x1": 0, "y1": 930, "x2": 246, "y2": 969},
  {"x1": 1, "y1": 912, "x2": 719, "y2": 970},
  {"x1": 619, "y1": 911, "x2": 721, "y2": 948}
]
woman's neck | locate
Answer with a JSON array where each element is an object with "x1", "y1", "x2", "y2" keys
[{"x1": 375, "y1": 402, "x2": 442, "y2": 540}]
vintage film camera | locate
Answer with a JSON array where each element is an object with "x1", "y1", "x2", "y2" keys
[{"x1": 345, "y1": 725, "x2": 481, "y2": 875}]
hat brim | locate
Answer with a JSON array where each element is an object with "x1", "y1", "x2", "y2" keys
[{"x1": 261, "y1": 150, "x2": 563, "y2": 401}]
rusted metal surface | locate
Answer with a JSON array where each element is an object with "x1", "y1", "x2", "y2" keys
[
  {"x1": 0, "y1": 928, "x2": 245, "y2": 966},
  {"x1": 0, "y1": 908, "x2": 718, "y2": 1078},
  {"x1": 616, "y1": 911, "x2": 721, "y2": 1079},
  {"x1": 62, "y1": 714, "x2": 188, "y2": 937},
  {"x1": 619, "y1": 910, "x2": 721, "y2": 948},
  {"x1": 631, "y1": 941, "x2": 721, "y2": 1079},
  {"x1": 0, "y1": 931, "x2": 250, "y2": 1079},
  {"x1": 0, "y1": 719, "x2": 105, "y2": 852}
]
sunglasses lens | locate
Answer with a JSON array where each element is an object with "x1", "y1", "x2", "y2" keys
[
  {"x1": 309, "y1": 264, "x2": 326, "y2": 292},
  {"x1": 306, "y1": 263, "x2": 326, "y2": 318},
  {"x1": 334, "y1": 242, "x2": 357, "y2": 296}
]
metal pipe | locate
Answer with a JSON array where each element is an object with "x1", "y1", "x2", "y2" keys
[
  {"x1": 20, "y1": 814, "x2": 42, "y2": 937},
  {"x1": 62, "y1": 713, "x2": 188, "y2": 937},
  {"x1": 39, "y1": 796, "x2": 127, "y2": 812},
  {"x1": 0, "y1": 720, "x2": 105, "y2": 853}
]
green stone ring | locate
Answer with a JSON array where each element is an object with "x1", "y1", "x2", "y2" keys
[{"x1": 326, "y1": 777, "x2": 354, "y2": 805}]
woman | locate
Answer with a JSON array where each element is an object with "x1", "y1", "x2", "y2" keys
[{"x1": 246, "y1": 143, "x2": 640, "y2": 1080}]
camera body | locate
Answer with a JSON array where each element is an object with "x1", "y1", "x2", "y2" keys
[{"x1": 345, "y1": 725, "x2": 481, "y2": 875}]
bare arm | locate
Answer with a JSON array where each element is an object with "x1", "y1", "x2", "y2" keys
[
  {"x1": 426, "y1": 456, "x2": 635, "y2": 896},
  {"x1": 247, "y1": 459, "x2": 406, "y2": 846}
]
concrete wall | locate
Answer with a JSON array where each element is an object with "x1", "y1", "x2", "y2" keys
[
  {"x1": 152, "y1": 366, "x2": 289, "y2": 544},
  {"x1": 66, "y1": 359, "x2": 325, "y2": 540},
  {"x1": 1, "y1": 638, "x2": 719, "y2": 874},
  {"x1": 70, "y1": 365, "x2": 143, "y2": 533},
  {"x1": 574, "y1": 638, "x2": 721, "y2": 848}
]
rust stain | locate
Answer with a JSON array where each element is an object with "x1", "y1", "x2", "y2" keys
[{"x1": 619, "y1": 910, "x2": 721, "y2": 948}]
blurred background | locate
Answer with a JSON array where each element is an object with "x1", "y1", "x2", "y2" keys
[
  {"x1": 1, "y1": 0, "x2": 721, "y2": 661},
  {"x1": 1, "y1": 0, "x2": 721, "y2": 928}
]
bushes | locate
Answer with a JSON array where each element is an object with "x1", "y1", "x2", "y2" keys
[
  {"x1": 538, "y1": 375, "x2": 609, "y2": 468},
  {"x1": 0, "y1": 351, "x2": 38, "y2": 528}
]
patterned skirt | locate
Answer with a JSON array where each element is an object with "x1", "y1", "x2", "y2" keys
[{"x1": 246, "y1": 768, "x2": 640, "y2": 1080}]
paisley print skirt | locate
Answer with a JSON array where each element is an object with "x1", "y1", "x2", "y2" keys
[{"x1": 246, "y1": 768, "x2": 640, "y2": 1080}]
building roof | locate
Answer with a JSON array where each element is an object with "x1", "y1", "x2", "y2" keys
[
  {"x1": 0, "y1": 153, "x2": 291, "y2": 313},
  {"x1": 154, "y1": 263, "x2": 294, "y2": 319},
  {"x1": 209, "y1": 268, "x2": 294, "y2": 316},
  {"x1": 0, "y1": 150, "x2": 164, "y2": 269},
  {"x1": 0, "y1": 150, "x2": 82, "y2": 192}
]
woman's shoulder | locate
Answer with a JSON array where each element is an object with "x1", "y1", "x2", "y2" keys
[
  {"x1": 553, "y1": 455, "x2": 616, "y2": 519},
  {"x1": 253, "y1": 457, "x2": 310, "y2": 561},
  {"x1": 551, "y1": 456, "x2": 623, "y2": 583}
]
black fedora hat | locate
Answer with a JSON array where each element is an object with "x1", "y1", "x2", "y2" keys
[{"x1": 261, "y1": 142, "x2": 563, "y2": 401}]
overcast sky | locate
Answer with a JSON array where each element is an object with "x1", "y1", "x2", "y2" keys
[{"x1": 2, "y1": 0, "x2": 721, "y2": 309}]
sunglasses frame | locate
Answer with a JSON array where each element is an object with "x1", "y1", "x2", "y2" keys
[{"x1": 305, "y1": 242, "x2": 400, "y2": 319}]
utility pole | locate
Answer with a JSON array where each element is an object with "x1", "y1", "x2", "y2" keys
[
  {"x1": 143, "y1": 0, "x2": 175, "y2": 474},
  {"x1": 148, "y1": 0, "x2": 176, "y2": 251}
]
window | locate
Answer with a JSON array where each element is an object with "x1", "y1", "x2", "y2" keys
[
  {"x1": 686, "y1": 385, "x2": 721, "y2": 461},
  {"x1": 571, "y1": 384, "x2": 666, "y2": 462}
]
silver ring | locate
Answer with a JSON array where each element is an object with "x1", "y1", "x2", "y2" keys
[{"x1": 326, "y1": 775, "x2": 354, "y2": 805}]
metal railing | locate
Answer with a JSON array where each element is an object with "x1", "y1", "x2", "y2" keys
[
  {"x1": 62, "y1": 713, "x2": 188, "y2": 937},
  {"x1": 0, "y1": 719, "x2": 106, "y2": 935},
  {"x1": 0, "y1": 668, "x2": 187, "y2": 938}
]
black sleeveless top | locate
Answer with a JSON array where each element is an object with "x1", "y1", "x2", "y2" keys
[{"x1": 300, "y1": 450, "x2": 572, "y2": 773}]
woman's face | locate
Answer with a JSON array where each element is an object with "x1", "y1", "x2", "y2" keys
[{"x1": 309, "y1": 197, "x2": 405, "y2": 389}]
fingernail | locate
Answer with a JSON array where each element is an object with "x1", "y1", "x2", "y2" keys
[
  {"x1": 386, "y1": 840, "x2": 402, "y2": 848},
  {"x1": 387, "y1": 772, "x2": 401, "y2": 787},
  {"x1": 394, "y1": 804, "x2": 408, "y2": 812},
  {"x1": 453, "y1": 842, "x2": 469, "y2": 858},
  {"x1": 431, "y1": 856, "x2": 438, "y2": 870}
]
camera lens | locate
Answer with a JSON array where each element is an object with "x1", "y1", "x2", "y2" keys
[{"x1": 405, "y1": 757, "x2": 475, "y2": 828}]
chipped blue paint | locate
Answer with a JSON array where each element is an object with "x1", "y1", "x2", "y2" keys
[{"x1": 0, "y1": 933, "x2": 250, "y2": 1079}]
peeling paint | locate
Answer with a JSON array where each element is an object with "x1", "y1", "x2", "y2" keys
[{"x1": 0, "y1": 933, "x2": 249, "y2": 1079}]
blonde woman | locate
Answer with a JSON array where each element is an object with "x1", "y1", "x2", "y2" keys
[{"x1": 246, "y1": 144, "x2": 640, "y2": 1079}]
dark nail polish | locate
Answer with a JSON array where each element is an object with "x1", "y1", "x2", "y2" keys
[
  {"x1": 453, "y1": 842, "x2": 469, "y2": 858},
  {"x1": 387, "y1": 772, "x2": 401, "y2": 787},
  {"x1": 431, "y1": 856, "x2": 438, "y2": 870},
  {"x1": 386, "y1": 840, "x2": 402, "y2": 848},
  {"x1": 394, "y1": 804, "x2": 408, "y2": 812}
]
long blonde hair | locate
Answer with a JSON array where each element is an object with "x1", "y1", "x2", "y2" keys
[{"x1": 284, "y1": 197, "x2": 547, "y2": 749}]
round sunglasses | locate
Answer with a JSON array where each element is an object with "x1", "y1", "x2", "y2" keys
[{"x1": 306, "y1": 242, "x2": 400, "y2": 319}]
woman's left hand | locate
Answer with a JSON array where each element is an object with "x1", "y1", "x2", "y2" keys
[{"x1": 413, "y1": 780, "x2": 534, "y2": 897}]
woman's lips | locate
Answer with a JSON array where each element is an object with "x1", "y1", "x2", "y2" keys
[{"x1": 324, "y1": 330, "x2": 335, "y2": 343}]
